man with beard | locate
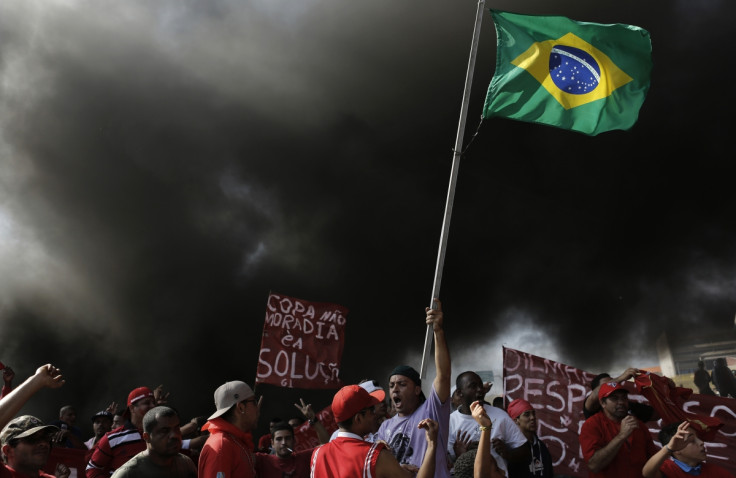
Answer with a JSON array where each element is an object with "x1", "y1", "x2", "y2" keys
[
  {"x1": 579, "y1": 382, "x2": 657, "y2": 478},
  {"x1": 505, "y1": 399, "x2": 553, "y2": 478},
  {"x1": 375, "y1": 299, "x2": 451, "y2": 478},
  {"x1": 448, "y1": 371, "x2": 528, "y2": 477},
  {"x1": 111, "y1": 407, "x2": 196, "y2": 478}
]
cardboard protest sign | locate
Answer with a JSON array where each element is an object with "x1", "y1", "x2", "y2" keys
[{"x1": 256, "y1": 292, "x2": 347, "y2": 389}]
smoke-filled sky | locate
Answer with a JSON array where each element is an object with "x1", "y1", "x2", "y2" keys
[{"x1": 2, "y1": 0, "x2": 735, "y2": 434}]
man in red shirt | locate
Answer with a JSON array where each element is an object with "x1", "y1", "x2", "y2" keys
[
  {"x1": 85, "y1": 386, "x2": 157, "y2": 478},
  {"x1": 310, "y1": 384, "x2": 439, "y2": 478},
  {"x1": 579, "y1": 381, "x2": 657, "y2": 478},
  {"x1": 255, "y1": 422, "x2": 310, "y2": 478},
  {"x1": 0, "y1": 364, "x2": 67, "y2": 478},
  {"x1": 256, "y1": 399, "x2": 329, "y2": 478},
  {"x1": 198, "y1": 381, "x2": 260, "y2": 478}
]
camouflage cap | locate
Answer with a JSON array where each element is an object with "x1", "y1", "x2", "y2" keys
[{"x1": 0, "y1": 415, "x2": 58, "y2": 446}]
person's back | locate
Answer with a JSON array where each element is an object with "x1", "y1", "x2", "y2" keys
[
  {"x1": 712, "y1": 359, "x2": 736, "y2": 398},
  {"x1": 693, "y1": 361, "x2": 715, "y2": 396},
  {"x1": 311, "y1": 435, "x2": 386, "y2": 477}
]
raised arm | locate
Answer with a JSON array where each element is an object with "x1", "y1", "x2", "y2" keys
[
  {"x1": 294, "y1": 398, "x2": 330, "y2": 444},
  {"x1": 428, "y1": 298, "x2": 451, "y2": 402},
  {"x1": 415, "y1": 418, "x2": 438, "y2": 478},
  {"x1": 642, "y1": 422, "x2": 691, "y2": 478},
  {"x1": 0, "y1": 364, "x2": 65, "y2": 429},
  {"x1": 471, "y1": 401, "x2": 504, "y2": 478}
]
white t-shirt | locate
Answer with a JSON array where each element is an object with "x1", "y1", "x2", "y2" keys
[{"x1": 448, "y1": 404, "x2": 528, "y2": 476}]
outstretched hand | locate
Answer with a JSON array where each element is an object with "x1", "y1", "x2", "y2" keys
[
  {"x1": 154, "y1": 385, "x2": 170, "y2": 405},
  {"x1": 667, "y1": 421, "x2": 693, "y2": 453},
  {"x1": 2, "y1": 366, "x2": 14, "y2": 385},
  {"x1": 454, "y1": 430, "x2": 475, "y2": 457},
  {"x1": 417, "y1": 418, "x2": 438, "y2": 444},
  {"x1": 294, "y1": 398, "x2": 315, "y2": 421},
  {"x1": 470, "y1": 400, "x2": 491, "y2": 428},
  {"x1": 616, "y1": 367, "x2": 641, "y2": 382},
  {"x1": 106, "y1": 401, "x2": 118, "y2": 415},
  {"x1": 35, "y1": 364, "x2": 65, "y2": 389},
  {"x1": 55, "y1": 463, "x2": 70, "y2": 478}
]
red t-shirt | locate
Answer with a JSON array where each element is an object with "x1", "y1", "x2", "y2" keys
[
  {"x1": 310, "y1": 435, "x2": 385, "y2": 478},
  {"x1": 660, "y1": 459, "x2": 734, "y2": 478},
  {"x1": 0, "y1": 463, "x2": 54, "y2": 478},
  {"x1": 198, "y1": 418, "x2": 256, "y2": 478},
  {"x1": 255, "y1": 450, "x2": 312, "y2": 478},
  {"x1": 579, "y1": 412, "x2": 657, "y2": 478}
]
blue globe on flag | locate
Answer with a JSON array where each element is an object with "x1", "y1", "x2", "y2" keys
[{"x1": 549, "y1": 45, "x2": 600, "y2": 94}]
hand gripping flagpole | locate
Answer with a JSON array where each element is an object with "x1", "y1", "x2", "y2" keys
[{"x1": 420, "y1": 0, "x2": 485, "y2": 379}]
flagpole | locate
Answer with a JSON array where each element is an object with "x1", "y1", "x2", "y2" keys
[{"x1": 420, "y1": 0, "x2": 485, "y2": 379}]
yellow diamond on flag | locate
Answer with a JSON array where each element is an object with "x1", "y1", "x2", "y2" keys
[{"x1": 511, "y1": 32, "x2": 633, "y2": 110}]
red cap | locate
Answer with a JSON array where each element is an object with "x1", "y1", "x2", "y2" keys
[
  {"x1": 332, "y1": 385, "x2": 379, "y2": 422},
  {"x1": 598, "y1": 381, "x2": 628, "y2": 400},
  {"x1": 507, "y1": 399, "x2": 534, "y2": 419},
  {"x1": 127, "y1": 387, "x2": 154, "y2": 407}
]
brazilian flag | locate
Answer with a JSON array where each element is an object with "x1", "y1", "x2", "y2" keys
[{"x1": 483, "y1": 10, "x2": 652, "y2": 136}]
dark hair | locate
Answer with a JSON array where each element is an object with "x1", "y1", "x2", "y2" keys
[
  {"x1": 337, "y1": 406, "x2": 373, "y2": 429},
  {"x1": 453, "y1": 449, "x2": 478, "y2": 478},
  {"x1": 270, "y1": 422, "x2": 294, "y2": 437},
  {"x1": 591, "y1": 373, "x2": 611, "y2": 390},
  {"x1": 456, "y1": 371, "x2": 481, "y2": 389},
  {"x1": 143, "y1": 406, "x2": 179, "y2": 434},
  {"x1": 658, "y1": 421, "x2": 683, "y2": 446}
]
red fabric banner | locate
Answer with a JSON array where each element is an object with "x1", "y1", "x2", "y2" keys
[
  {"x1": 635, "y1": 371, "x2": 723, "y2": 441},
  {"x1": 255, "y1": 292, "x2": 347, "y2": 389},
  {"x1": 44, "y1": 447, "x2": 90, "y2": 478},
  {"x1": 503, "y1": 346, "x2": 736, "y2": 477}
]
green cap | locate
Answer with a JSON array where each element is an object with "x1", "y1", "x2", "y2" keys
[{"x1": 0, "y1": 415, "x2": 58, "y2": 446}]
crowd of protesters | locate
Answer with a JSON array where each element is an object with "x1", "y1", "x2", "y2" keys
[{"x1": 2, "y1": 300, "x2": 735, "y2": 478}]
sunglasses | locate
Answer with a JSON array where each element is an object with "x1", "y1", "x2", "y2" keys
[{"x1": 10, "y1": 434, "x2": 53, "y2": 447}]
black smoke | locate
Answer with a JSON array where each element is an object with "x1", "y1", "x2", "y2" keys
[{"x1": 1, "y1": 0, "x2": 735, "y2": 439}]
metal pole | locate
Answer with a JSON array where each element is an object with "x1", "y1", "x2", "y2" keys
[{"x1": 420, "y1": 0, "x2": 486, "y2": 378}]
